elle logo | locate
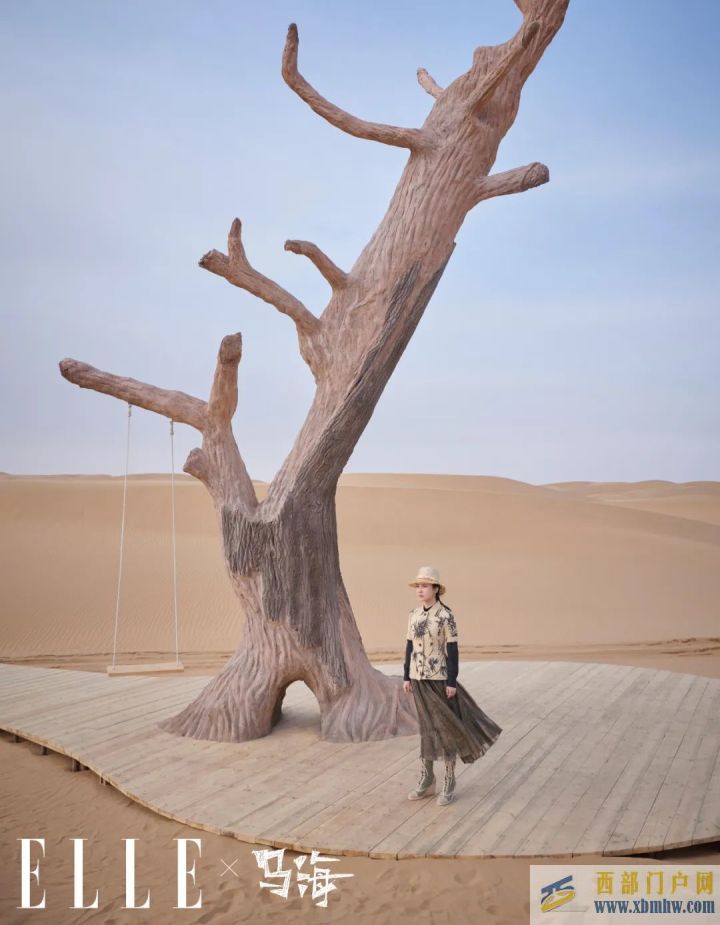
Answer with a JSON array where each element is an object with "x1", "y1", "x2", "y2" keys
[{"x1": 17, "y1": 837, "x2": 203, "y2": 910}]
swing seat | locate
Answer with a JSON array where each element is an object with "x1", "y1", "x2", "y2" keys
[{"x1": 107, "y1": 660, "x2": 185, "y2": 676}]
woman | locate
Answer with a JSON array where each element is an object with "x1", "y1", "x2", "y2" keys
[{"x1": 403, "y1": 566, "x2": 502, "y2": 805}]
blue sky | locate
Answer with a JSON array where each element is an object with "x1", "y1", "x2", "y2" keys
[{"x1": 2, "y1": 0, "x2": 718, "y2": 483}]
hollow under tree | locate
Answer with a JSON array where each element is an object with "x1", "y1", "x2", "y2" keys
[{"x1": 59, "y1": 0, "x2": 571, "y2": 743}]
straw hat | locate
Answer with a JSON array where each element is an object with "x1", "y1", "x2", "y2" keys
[{"x1": 408, "y1": 565, "x2": 446, "y2": 596}]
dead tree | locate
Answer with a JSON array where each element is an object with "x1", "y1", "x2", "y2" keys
[{"x1": 60, "y1": 0, "x2": 571, "y2": 742}]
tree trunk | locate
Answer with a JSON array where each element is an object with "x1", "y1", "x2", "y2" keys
[
  {"x1": 158, "y1": 495, "x2": 418, "y2": 743},
  {"x1": 159, "y1": 254, "x2": 453, "y2": 741}
]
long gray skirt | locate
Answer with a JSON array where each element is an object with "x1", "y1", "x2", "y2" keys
[{"x1": 411, "y1": 678, "x2": 502, "y2": 764}]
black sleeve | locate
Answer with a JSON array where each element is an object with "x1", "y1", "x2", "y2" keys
[
  {"x1": 446, "y1": 641, "x2": 458, "y2": 687},
  {"x1": 403, "y1": 638, "x2": 413, "y2": 681}
]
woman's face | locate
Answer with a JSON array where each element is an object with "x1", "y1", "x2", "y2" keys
[{"x1": 415, "y1": 582, "x2": 437, "y2": 605}]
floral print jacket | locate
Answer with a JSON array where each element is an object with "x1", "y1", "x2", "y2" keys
[{"x1": 404, "y1": 601, "x2": 458, "y2": 682}]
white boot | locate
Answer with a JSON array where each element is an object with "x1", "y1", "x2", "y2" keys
[
  {"x1": 407, "y1": 758, "x2": 435, "y2": 800},
  {"x1": 437, "y1": 756, "x2": 456, "y2": 805}
]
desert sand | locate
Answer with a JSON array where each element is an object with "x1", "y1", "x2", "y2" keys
[{"x1": 1, "y1": 472, "x2": 719, "y2": 923}]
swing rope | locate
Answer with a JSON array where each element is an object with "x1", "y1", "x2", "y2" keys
[
  {"x1": 169, "y1": 419, "x2": 180, "y2": 666},
  {"x1": 111, "y1": 402, "x2": 181, "y2": 670}
]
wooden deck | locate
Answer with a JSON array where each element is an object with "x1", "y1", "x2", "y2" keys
[{"x1": 1, "y1": 660, "x2": 719, "y2": 859}]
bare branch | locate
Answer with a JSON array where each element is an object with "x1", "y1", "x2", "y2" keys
[
  {"x1": 465, "y1": 20, "x2": 540, "y2": 117},
  {"x1": 199, "y1": 218, "x2": 320, "y2": 337},
  {"x1": 207, "y1": 332, "x2": 243, "y2": 426},
  {"x1": 472, "y1": 161, "x2": 549, "y2": 205},
  {"x1": 417, "y1": 67, "x2": 443, "y2": 99},
  {"x1": 58, "y1": 359, "x2": 207, "y2": 431},
  {"x1": 461, "y1": 0, "x2": 570, "y2": 123},
  {"x1": 282, "y1": 23, "x2": 433, "y2": 152},
  {"x1": 203, "y1": 332, "x2": 258, "y2": 511},
  {"x1": 284, "y1": 239, "x2": 348, "y2": 290},
  {"x1": 184, "y1": 447, "x2": 210, "y2": 482},
  {"x1": 59, "y1": 340, "x2": 258, "y2": 511}
]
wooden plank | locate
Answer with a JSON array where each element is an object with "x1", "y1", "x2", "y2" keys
[
  {"x1": 0, "y1": 672, "x2": 191, "y2": 726},
  {"x1": 540, "y1": 667, "x2": 673, "y2": 857},
  {"x1": 266, "y1": 664, "x2": 507, "y2": 844},
  {"x1": 250, "y1": 672, "x2": 510, "y2": 856},
  {"x1": 600, "y1": 673, "x2": 709, "y2": 855},
  {"x1": 0, "y1": 671, "x2": 106, "y2": 706},
  {"x1": 143, "y1": 662, "x2": 510, "y2": 822},
  {"x1": 690, "y1": 697, "x2": 720, "y2": 845},
  {"x1": 571, "y1": 670, "x2": 697, "y2": 856},
  {"x1": 0, "y1": 667, "x2": 94, "y2": 695},
  {"x1": 3, "y1": 662, "x2": 718, "y2": 859},
  {"x1": 420, "y1": 661, "x2": 614, "y2": 859},
  {"x1": 274, "y1": 741, "x2": 427, "y2": 850},
  {"x1": 358, "y1": 664, "x2": 567, "y2": 856},
  {"x1": 165, "y1": 739, "x2": 358, "y2": 816},
  {"x1": 3, "y1": 687, "x2": 194, "y2": 745},
  {"x1": 516, "y1": 666, "x2": 658, "y2": 856},
  {"x1": 118, "y1": 726, "x2": 350, "y2": 810},
  {"x1": 472, "y1": 662, "x2": 632, "y2": 857},
  {"x1": 360, "y1": 663, "x2": 574, "y2": 859},
  {"x1": 12, "y1": 681, "x2": 195, "y2": 729},
  {"x1": 630, "y1": 677, "x2": 719, "y2": 853},
  {"x1": 338, "y1": 662, "x2": 592, "y2": 859}
]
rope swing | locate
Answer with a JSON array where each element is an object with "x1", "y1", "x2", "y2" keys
[{"x1": 106, "y1": 402, "x2": 185, "y2": 676}]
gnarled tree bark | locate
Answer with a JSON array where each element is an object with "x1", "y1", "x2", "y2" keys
[{"x1": 59, "y1": 0, "x2": 570, "y2": 742}]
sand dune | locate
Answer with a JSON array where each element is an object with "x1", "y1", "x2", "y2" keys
[
  {"x1": 1, "y1": 473, "x2": 718, "y2": 664},
  {"x1": 542, "y1": 479, "x2": 720, "y2": 525}
]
